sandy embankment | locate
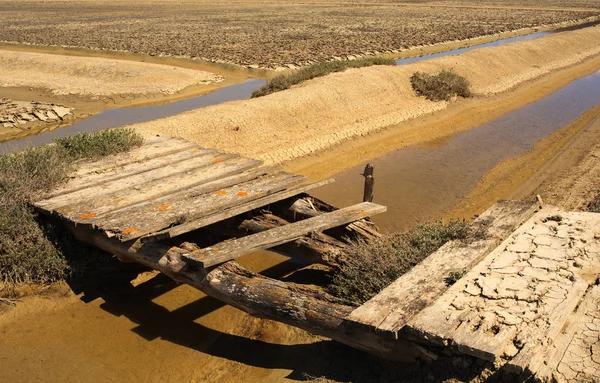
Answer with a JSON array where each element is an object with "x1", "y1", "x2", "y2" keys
[
  {"x1": 0, "y1": 50, "x2": 225, "y2": 97},
  {"x1": 132, "y1": 27, "x2": 600, "y2": 165}
]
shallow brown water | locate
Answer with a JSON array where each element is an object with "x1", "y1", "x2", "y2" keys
[{"x1": 312, "y1": 70, "x2": 600, "y2": 232}]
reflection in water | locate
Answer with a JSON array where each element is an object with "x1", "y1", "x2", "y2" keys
[
  {"x1": 313, "y1": 71, "x2": 600, "y2": 232},
  {"x1": 0, "y1": 79, "x2": 266, "y2": 153},
  {"x1": 395, "y1": 31, "x2": 551, "y2": 66}
]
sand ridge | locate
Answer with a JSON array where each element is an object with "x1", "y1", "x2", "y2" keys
[
  {"x1": 0, "y1": 50, "x2": 225, "y2": 96},
  {"x1": 131, "y1": 26, "x2": 600, "y2": 165}
]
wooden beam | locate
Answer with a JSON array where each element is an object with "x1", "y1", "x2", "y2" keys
[
  {"x1": 237, "y1": 213, "x2": 350, "y2": 267},
  {"x1": 182, "y1": 202, "x2": 387, "y2": 268},
  {"x1": 140, "y1": 179, "x2": 335, "y2": 243},
  {"x1": 363, "y1": 163, "x2": 374, "y2": 203},
  {"x1": 68, "y1": 224, "x2": 426, "y2": 362}
]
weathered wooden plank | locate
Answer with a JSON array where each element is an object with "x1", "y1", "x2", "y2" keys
[
  {"x1": 347, "y1": 200, "x2": 538, "y2": 339},
  {"x1": 101, "y1": 171, "x2": 307, "y2": 241},
  {"x1": 404, "y1": 207, "x2": 596, "y2": 364},
  {"x1": 141, "y1": 179, "x2": 335, "y2": 243},
  {"x1": 47, "y1": 147, "x2": 215, "y2": 198},
  {"x1": 52, "y1": 156, "x2": 262, "y2": 220},
  {"x1": 69, "y1": 224, "x2": 426, "y2": 362},
  {"x1": 182, "y1": 202, "x2": 387, "y2": 268},
  {"x1": 534, "y1": 286, "x2": 600, "y2": 382},
  {"x1": 36, "y1": 152, "x2": 252, "y2": 214},
  {"x1": 237, "y1": 213, "x2": 349, "y2": 267},
  {"x1": 72, "y1": 137, "x2": 196, "y2": 177},
  {"x1": 504, "y1": 278, "x2": 589, "y2": 375}
]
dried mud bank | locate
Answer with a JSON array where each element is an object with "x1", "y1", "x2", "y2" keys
[
  {"x1": 0, "y1": 50, "x2": 225, "y2": 98},
  {"x1": 132, "y1": 27, "x2": 600, "y2": 167},
  {"x1": 0, "y1": 98, "x2": 75, "y2": 141}
]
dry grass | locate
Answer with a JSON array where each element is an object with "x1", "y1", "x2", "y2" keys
[
  {"x1": 411, "y1": 70, "x2": 472, "y2": 101},
  {"x1": 0, "y1": 129, "x2": 143, "y2": 285},
  {"x1": 252, "y1": 58, "x2": 396, "y2": 97},
  {"x1": 0, "y1": 1, "x2": 596, "y2": 68},
  {"x1": 328, "y1": 220, "x2": 476, "y2": 305}
]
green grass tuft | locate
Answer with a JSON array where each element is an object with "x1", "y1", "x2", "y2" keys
[
  {"x1": 328, "y1": 220, "x2": 476, "y2": 305},
  {"x1": 0, "y1": 128, "x2": 143, "y2": 285},
  {"x1": 410, "y1": 69, "x2": 471, "y2": 101},
  {"x1": 252, "y1": 58, "x2": 396, "y2": 98}
]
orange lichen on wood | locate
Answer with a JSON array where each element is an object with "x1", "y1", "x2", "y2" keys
[
  {"x1": 212, "y1": 157, "x2": 223, "y2": 163},
  {"x1": 121, "y1": 227, "x2": 139, "y2": 235},
  {"x1": 155, "y1": 204, "x2": 170, "y2": 211},
  {"x1": 79, "y1": 212, "x2": 97, "y2": 219},
  {"x1": 215, "y1": 190, "x2": 227, "y2": 195},
  {"x1": 237, "y1": 191, "x2": 248, "y2": 197},
  {"x1": 114, "y1": 199, "x2": 122, "y2": 204}
]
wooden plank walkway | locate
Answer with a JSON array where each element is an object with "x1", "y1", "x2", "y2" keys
[{"x1": 34, "y1": 137, "x2": 385, "y2": 264}]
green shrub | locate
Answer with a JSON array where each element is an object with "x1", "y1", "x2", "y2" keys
[
  {"x1": 410, "y1": 69, "x2": 471, "y2": 101},
  {"x1": 587, "y1": 192, "x2": 600, "y2": 213},
  {"x1": 445, "y1": 269, "x2": 467, "y2": 286},
  {"x1": 252, "y1": 57, "x2": 396, "y2": 98},
  {"x1": 0, "y1": 128, "x2": 143, "y2": 285},
  {"x1": 328, "y1": 220, "x2": 475, "y2": 305}
]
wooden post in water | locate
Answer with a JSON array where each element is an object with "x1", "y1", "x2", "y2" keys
[{"x1": 363, "y1": 163, "x2": 374, "y2": 203}]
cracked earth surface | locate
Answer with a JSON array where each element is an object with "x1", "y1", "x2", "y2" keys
[{"x1": 408, "y1": 207, "x2": 600, "y2": 380}]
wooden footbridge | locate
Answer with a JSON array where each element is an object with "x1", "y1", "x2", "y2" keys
[{"x1": 34, "y1": 137, "x2": 600, "y2": 380}]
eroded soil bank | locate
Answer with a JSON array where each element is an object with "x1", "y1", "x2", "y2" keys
[
  {"x1": 131, "y1": 26, "x2": 600, "y2": 166},
  {"x1": 311, "y1": 70, "x2": 600, "y2": 230}
]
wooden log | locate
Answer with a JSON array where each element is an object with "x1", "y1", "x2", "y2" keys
[
  {"x1": 363, "y1": 163, "x2": 374, "y2": 203},
  {"x1": 69, "y1": 224, "x2": 426, "y2": 362},
  {"x1": 183, "y1": 202, "x2": 387, "y2": 268}
]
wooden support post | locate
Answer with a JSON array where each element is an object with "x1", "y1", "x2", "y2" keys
[{"x1": 363, "y1": 164, "x2": 374, "y2": 203}]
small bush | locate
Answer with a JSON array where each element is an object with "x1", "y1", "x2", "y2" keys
[
  {"x1": 0, "y1": 128, "x2": 143, "y2": 285},
  {"x1": 328, "y1": 220, "x2": 475, "y2": 305},
  {"x1": 445, "y1": 269, "x2": 467, "y2": 286},
  {"x1": 587, "y1": 191, "x2": 600, "y2": 213},
  {"x1": 252, "y1": 58, "x2": 396, "y2": 98},
  {"x1": 410, "y1": 69, "x2": 471, "y2": 101},
  {"x1": 55, "y1": 128, "x2": 144, "y2": 159}
]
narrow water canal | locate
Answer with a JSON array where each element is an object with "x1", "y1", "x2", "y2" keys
[
  {"x1": 3, "y1": 23, "x2": 581, "y2": 153},
  {"x1": 312, "y1": 70, "x2": 600, "y2": 231}
]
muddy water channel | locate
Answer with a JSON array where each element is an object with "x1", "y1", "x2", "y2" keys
[
  {"x1": 0, "y1": 79, "x2": 265, "y2": 153},
  {"x1": 312, "y1": 70, "x2": 600, "y2": 232}
]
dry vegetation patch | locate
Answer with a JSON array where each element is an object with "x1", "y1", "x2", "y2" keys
[
  {"x1": 252, "y1": 58, "x2": 396, "y2": 97},
  {"x1": 0, "y1": 1, "x2": 596, "y2": 68},
  {"x1": 411, "y1": 70, "x2": 472, "y2": 101},
  {"x1": 0, "y1": 129, "x2": 142, "y2": 286},
  {"x1": 328, "y1": 220, "x2": 477, "y2": 305}
]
